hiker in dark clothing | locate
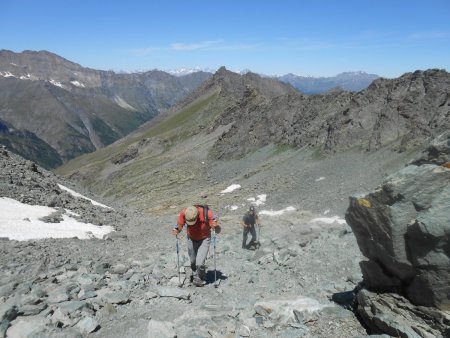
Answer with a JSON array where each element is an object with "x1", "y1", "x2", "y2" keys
[{"x1": 241, "y1": 206, "x2": 260, "y2": 249}]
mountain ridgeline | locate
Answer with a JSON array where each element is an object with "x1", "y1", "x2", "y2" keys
[
  {"x1": 0, "y1": 50, "x2": 211, "y2": 168},
  {"x1": 278, "y1": 71, "x2": 380, "y2": 94},
  {"x1": 210, "y1": 68, "x2": 450, "y2": 159},
  {"x1": 55, "y1": 66, "x2": 450, "y2": 215}
]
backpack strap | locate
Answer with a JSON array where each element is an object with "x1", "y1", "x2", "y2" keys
[
  {"x1": 203, "y1": 205, "x2": 209, "y2": 223},
  {"x1": 195, "y1": 204, "x2": 209, "y2": 224}
]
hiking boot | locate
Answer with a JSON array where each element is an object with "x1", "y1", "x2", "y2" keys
[
  {"x1": 198, "y1": 265, "x2": 206, "y2": 280},
  {"x1": 192, "y1": 276, "x2": 204, "y2": 287}
]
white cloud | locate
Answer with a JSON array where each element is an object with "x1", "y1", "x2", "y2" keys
[
  {"x1": 171, "y1": 40, "x2": 224, "y2": 51},
  {"x1": 408, "y1": 32, "x2": 450, "y2": 40},
  {"x1": 170, "y1": 40, "x2": 258, "y2": 51},
  {"x1": 127, "y1": 47, "x2": 161, "y2": 57}
]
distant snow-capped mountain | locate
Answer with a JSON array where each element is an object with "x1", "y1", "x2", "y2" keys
[
  {"x1": 165, "y1": 67, "x2": 216, "y2": 76},
  {"x1": 278, "y1": 71, "x2": 380, "y2": 94}
]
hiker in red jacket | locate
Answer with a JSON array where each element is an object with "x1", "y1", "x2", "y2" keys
[{"x1": 172, "y1": 205, "x2": 220, "y2": 286}]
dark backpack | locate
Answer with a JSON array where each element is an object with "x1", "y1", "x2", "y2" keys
[
  {"x1": 195, "y1": 204, "x2": 209, "y2": 223},
  {"x1": 243, "y1": 212, "x2": 256, "y2": 226}
]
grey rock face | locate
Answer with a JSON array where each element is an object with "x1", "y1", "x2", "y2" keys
[
  {"x1": 346, "y1": 132, "x2": 450, "y2": 310},
  {"x1": 212, "y1": 69, "x2": 450, "y2": 159},
  {"x1": 0, "y1": 147, "x2": 126, "y2": 228},
  {"x1": 357, "y1": 289, "x2": 450, "y2": 338},
  {"x1": 346, "y1": 132, "x2": 450, "y2": 337}
]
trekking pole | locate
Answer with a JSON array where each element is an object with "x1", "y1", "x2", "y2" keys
[
  {"x1": 213, "y1": 229, "x2": 217, "y2": 288},
  {"x1": 174, "y1": 225, "x2": 181, "y2": 285}
]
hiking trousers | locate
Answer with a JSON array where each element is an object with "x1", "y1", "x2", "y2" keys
[
  {"x1": 187, "y1": 236, "x2": 210, "y2": 279},
  {"x1": 242, "y1": 225, "x2": 257, "y2": 248}
]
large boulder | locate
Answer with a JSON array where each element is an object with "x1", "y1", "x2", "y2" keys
[
  {"x1": 356, "y1": 289, "x2": 450, "y2": 338},
  {"x1": 346, "y1": 131, "x2": 450, "y2": 310}
]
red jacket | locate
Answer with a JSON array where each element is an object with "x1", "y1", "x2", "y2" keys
[{"x1": 177, "y1": 206, "x2": 217, "y2": 240}]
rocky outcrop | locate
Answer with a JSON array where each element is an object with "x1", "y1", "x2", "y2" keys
[
  {"x1": 212, "y1": 69, "x2": 450, "y2": 159},
  {"x1": 346, "y1": 131, "x2": 450, "y2": 336},
  {"x1": 357, "y1": 290, "x2": 450, "y2": 338},
  {"x1": 0, "y1": 146, "x2": 123, "y2": 226}
]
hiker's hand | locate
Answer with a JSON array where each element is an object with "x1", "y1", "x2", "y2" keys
[{"x1": 172, "y1": 228, "x2": 179, "y2": 236}]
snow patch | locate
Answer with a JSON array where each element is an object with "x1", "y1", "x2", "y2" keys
[
  {"x1": 220, "y1": 184, "x2": 241, "y2": 194},
  {"x1": 225, "y1": 205, "x2": 239, "y2": 211},
  {"x1": 247, "y1": 194, "x2": 267, "y2": 206},
  {"x1": 260, "y1": 206, "x2": 296, "y2": 216},
  {"x1": 58, "y1": 184, "x2": 112, "y2": 209},
  {"x1": 315, "y1": 177, "x2": 326, "y2": 182},
  {"x1": 114, "y1": 95, "x2": 138, "y2": 111},
  {"x1": 311, "y1": 216, "x2": 346, "y2": 225},
  {"x1": 323, "y1": 209, "x2": 330, "y2": 215},
  {"x1": 165, "y1": 67, "x2": 215, "y2": 76},
  {"x1": 0, "y1": 71, "x2": 17, "y2": 78},
  {"x1": 65, "y1": 209, "x2": 80, "y2": 217},
  {"x1": 0, "y1": 197, "x2": 114, "y2": 241},
  {"x1": 49, "y1": 79, "x2": 63, "y2": 88},
  {"x1": 254, "y1": 194, "x2": 267, "y2": 206},
  {"x1": 70, "y1": 80, "x2": 85, "y2": 88}
]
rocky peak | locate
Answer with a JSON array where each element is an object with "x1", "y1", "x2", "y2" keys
[{"x1": 211, "y1": 69, "x2": 450, "y2": 159}]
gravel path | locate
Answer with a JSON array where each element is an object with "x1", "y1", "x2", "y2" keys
[{"x1": 0, "y1": 144, "x2": 421, "y2": 337}]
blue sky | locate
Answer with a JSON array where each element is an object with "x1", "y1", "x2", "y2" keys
[{"x1": 1, "y1": 0, "x2": 449, "y2": 77}]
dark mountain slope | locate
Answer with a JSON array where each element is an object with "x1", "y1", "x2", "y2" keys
[
  {"x1": 0, "y1": 77, "x2": 152, "y2": 161},
  {"x1": 0, "y1": 50, "x2": 211, "y2": 166},
  {"x1": 0, "y1": 118, "x2": 62, "y2": 168}
]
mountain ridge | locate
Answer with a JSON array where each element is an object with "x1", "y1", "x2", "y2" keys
[
  {"x1": 56, "y1": 67, "x2": 449, "y2": 216},
  {"x1": 210, "y1": 69, "x2": 450, "y2": 159},
  {"x1": 0, "y1": 50, "x2": 212, "y2": 167},
  {"x1": 278, "y1": 71, "x2": 380, "y2": 94}
]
